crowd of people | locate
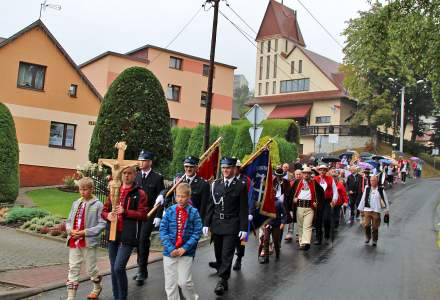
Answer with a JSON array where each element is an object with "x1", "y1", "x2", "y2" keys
[{"x1": 63, "y1": 149, "x2": 417, "y2": 300}]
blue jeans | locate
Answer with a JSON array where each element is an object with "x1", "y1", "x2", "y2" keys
[{"x1": 108, "y1": 242, "x2": 133, "y2": 300}]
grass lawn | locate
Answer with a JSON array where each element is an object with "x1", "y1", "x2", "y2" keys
[{"x1": 26, "y1": 188, "x2": 79, "y2": 218}]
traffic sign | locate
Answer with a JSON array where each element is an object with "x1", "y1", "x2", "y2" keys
[
  {"x1": 249, "y1": 126, "x2": 263, "y2": 145},
  {"x1": 245, "y1": 104, "x2": 267, "y2": 125}
]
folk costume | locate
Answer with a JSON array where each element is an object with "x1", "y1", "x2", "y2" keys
[
  {"x1": 314, "y1": 165, "x2": 338, "y2": 244},
  {"x1": 292, "y1": 167, "x2": 323, "y2": 250},
  {"x1": 358, "y1": 185, "x2": 390, "y2": 246},
  {"x1": 204, "y1": 157, "x2": 248, "y2": 296}
]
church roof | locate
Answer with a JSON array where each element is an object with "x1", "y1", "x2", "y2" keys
[{"x1": 256, "y1": 0, "x2": 305, "y2": 47}]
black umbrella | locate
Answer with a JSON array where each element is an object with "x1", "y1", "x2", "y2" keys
[
  {"x1": 372, "y1": 155, "x2": 386, "y2": 160},
  {"x1": 322, "y1": 157, "x2": 341, "y2": 163},
  {"x1": 339, "y1": 152, "x2": 354, "y2": 159},
  {"x1": 360, "y1": 152, "x2": 372, "y2": 158}
]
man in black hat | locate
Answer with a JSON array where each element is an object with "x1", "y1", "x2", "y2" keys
[
  {"x1": 176, "y1": 156, "x2": 210, "y2": 220},
  {"x1": 133, "y1": 150, "x2": 165, "y2": 285},
  {"x1": 203, "y1": 157, "x2": 248, "y2": 296}
]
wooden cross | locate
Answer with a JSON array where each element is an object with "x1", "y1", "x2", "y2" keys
[{"x1": 98, "y1": 141, "x2": 139, "y2": 241}]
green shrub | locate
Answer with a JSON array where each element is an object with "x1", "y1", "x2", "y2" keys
[
  {"x1": 89, "y1": 67, "x2": 173, "y2": 172},
  {"x1": 261, "y1": 119, "x2": 300, "y2": 144},
  {"x1": 218, "y1": 125, "x2": 238, "y2": 157},
  {"x1": 231, "y1": 123, "x2": 253, "y2": 160},
  {"x1": 0, "y1": 103, "x2": 19, "y2": 204},
  {"x1": 168, "y1": 127, "x2": 193, "y2": 178},
  {"x1": 28, "y1": 224, "x2": 37, "y2": 231},
  {"x1": 186, "y1": 125, "x2": 205, "y2": 158},
  {"x1": 275, "y1": 137, "x2": 298, "y2": 164},
  {"x1": 21, "y1": 221, "x2": 32, "y2": 229},
  {"x1": 257, "y1": 136, "x2": 280, "y2": 167},
  {"x1": 63, "y1": 176, "x2": 76, "y2": 189},
  {"x1": 209, "y1": 126, "x2": 221, "y2": 145},
  {"x1": 4, "y1": 207, "x2": 49, "y2": 223},
  {"x1": 36, "y1": 218, "x2": 46, "y2": 226}
]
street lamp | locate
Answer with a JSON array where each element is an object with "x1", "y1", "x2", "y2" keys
[{"x1": 387, "y1": 78, "x2": 424, "y2": 153}]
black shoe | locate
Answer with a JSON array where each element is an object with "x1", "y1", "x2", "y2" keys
[
  {"x1": 209, "y1": 261, "x2": 218, "y2": 270},
  {"x1": 372, "y1": 241, "x2": 377, "y2": 247},
  {"x1": 365, "y1": 239, "x2": 370, "y2": 244},
  {"x1": 275, "y1": 253, "x2": 280, "y2": 260},
  {"x1": 314, "y1": 240, "x2": 322, "y2": 245},
  {"x1": 259, "y1": 256, "x2": 269, "y2": 264},
  {"x1": 324, "y1": 239, "x2": 330, "y2": 245},
  {"x1": 135, "y1": 271, "x2": 147, "y2": 286},
  {"x1": 214, "y1": 279, "x2": 228, "y2": 296},
  {"x1": 232, "y1": 258, "x2": 242, "y2": 271},
  {"x1": 303, "y1": 244, "x2": 310, "y2": 251}
]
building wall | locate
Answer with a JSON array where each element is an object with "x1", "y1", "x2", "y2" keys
[
  {"x1": 81, "y1": 48, "x2": 235, "y2": 127},
  {"x1": 0, "y1": 26, "x2": 101, "y2": 186},
  {"x1": 309, "y1": 99, "x2": 341, "y2": 126},
  {"x1": 255, "y1": 37, "x2": 338, "y2": 97}
]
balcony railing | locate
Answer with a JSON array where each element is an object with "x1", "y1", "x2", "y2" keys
[{"x1": 300, "y1": 125, "x2": 371, "y2": 136}]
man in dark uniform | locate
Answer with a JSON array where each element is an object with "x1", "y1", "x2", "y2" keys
[
  {"x1": 346, "y1": 166, "x2": 363, "y2": 223},
  {"x1": 133, "y1": 150, "x2": 165, "y2": 286},
  {"x1": 232, "y1": 159, "x2": 250, "y2": 271},
  {"x1": 203, "y1": 157, "x2": 248, "y2": 296}
]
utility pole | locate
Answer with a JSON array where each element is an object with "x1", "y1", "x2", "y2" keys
[
  {"x1": 203, "y1": 0, "x2": 220, "y2": 151},
  {"x1": 400, "y1": 86, "x2": 405, "y2": 153}
]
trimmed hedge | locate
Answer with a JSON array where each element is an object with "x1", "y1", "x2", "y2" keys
[
  {"x1": 257, "y1": 136, "x2": 280, "y2": 167},
  {"x1": 218, "y1": 125, "x2": 238, "y2": 157},
  {"x1": 89, "y1": 67, "x2": 172, "y2": 171},
  {"x1": 0, "y1": 103, "x2": 19, "y2": 204},
  {"x1": 261, "y1": 119, "x2": 300, "y2": 144},
  {"x1": 168, "y1": 127, "x2": 193, "y2": 177},
  {"x1": 186, "y1": 125, "x2": 205, "y2": 158},
  {"x1": 275, "y1": 136, "x2": 298, "y2": 164},
  {"x1": 231, "y1": 123, "x2": 253, "y2": 160}
]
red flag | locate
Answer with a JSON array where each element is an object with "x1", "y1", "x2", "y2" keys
[
  {"x1": 260, "y1": 156, "x2": 276, "y2": 218},
  {"x1": 197, "y1": 144, "x2": 220, "y2": 181}
]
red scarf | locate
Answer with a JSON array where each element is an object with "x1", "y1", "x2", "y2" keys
[
  {"x1": 68, "y1": 201, "x2": 86, "y2": 248},
  {"x1": 175, "y1": 205, "x2": 188, "y2": 248},
  {"x1": 294, "y1": 180, "x2": 316, "y2": 204}
]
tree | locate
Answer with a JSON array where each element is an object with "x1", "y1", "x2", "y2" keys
[
  {"x1": 233, "y1": 85, "x2": 252, "y2": 117},
  {"x1": 0, "y1": 103, "x2": 19, "y2": 204},
  {"x1": 342, "y1": 1, "x2": 439, "y2": 149},
  {"x1": 89, "y1": 67, "x2": 172, "y2": 171}
]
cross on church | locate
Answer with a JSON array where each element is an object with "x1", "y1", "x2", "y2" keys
[{"x1": 98, "y1": 141, "x2": 139, "y2": 241}]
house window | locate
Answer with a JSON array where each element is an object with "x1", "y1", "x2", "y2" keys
[
  {"x1": 17, "y1": 62, "x2": 46, "y2": 90},
  {"x1": 266, "y1": 56, "x2": 270, "y2": 79},
  {"x1": 299, "y1": 60, "x2": 303, "y2": 73},
  {"x1": 258, "y1": 83, "x2": 262, "y2": 96},
  {"x1": 280, "y1": 78, "x2": 310, "y2": 93},
  {"x1": 49, "y1": 122, "x2": 76, "y2": 149},
  {"x1": 169, "y1": 56, "x2": 182, "y2": 70},
  {"x1": 200, "y1": 91, "x2": 208, "y2": 107},
  {"x1": 265, "y1": 82, "x2": 269, "y2": 95},
  {"x1": 275, "y1": 39, "x2": 278, "y2": 52},
  {"x1": 273, "y1": 54, "x2": 277, "y2": 78},
  {"x1": 170, "y1": 118, "x2": 178, "y2": 127},
  {"x1": 69, "y1": 84, "x2": 78, "y2": 97},
  {"x1": 272, "y1": 81, "x2": 276, "y2": 94},
  {"x1": 316, "y1": 116, "x2": 331, "y2": 124},
  {"x1": 291, "y1": 61, "x2": 295, "y2": 74},
  {"x1": 167, "y1": 84, "x2": 181, "y2": 101},
  {"x1": 267, "y1": 40, "x2": 271, "y2": 53},
  {"x1": 203, "y1": 64, "x2": 210, "y2": 76},
  {"x1": 259, "y1": 57, "x2": 263, "y2": 80},
  {"x1": 260, "y1": 41, "x2": 264, "y2": 54}
]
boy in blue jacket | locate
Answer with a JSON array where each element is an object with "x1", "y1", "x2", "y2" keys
[{"x1": 160, "y1": 183, "x2": 202, "y2": 300}]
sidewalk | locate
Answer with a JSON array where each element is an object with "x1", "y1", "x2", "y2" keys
[
  {"x1": 0, "y1": 226, "x2": 162, "y2": 299},
  {"x1": 15, "y1": 185, "x2": 61, "y2": 207}
]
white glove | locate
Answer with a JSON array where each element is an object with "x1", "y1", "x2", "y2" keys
[
  {"x1": 202, "y1": 227, "x2": 209, "y2": 237},
  {"x1": 155, "y1": 194, "x2": 164, "y2": 206},
  {"x1": 248, "y1": 214, "x2": 253, "y2": 221},
  {"x1": 238, "y1": 231, "x2": 247, "y2": 240},
  {"x1": 153, "y1": 218, "x2": 161, "y2": 227}
]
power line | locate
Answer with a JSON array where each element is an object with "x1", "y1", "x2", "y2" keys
[
  {"x1": 295, "y1": 0, "x2": 344, "y2": 49},
  {"x1": 150, "y1": 3, "x2": 204, "y2": 64},
  {"x1": 218, "y1": 8, "x2": 325, "y2": 91}
]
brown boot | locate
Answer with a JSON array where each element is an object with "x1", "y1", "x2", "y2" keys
[{"x1": 87, "y1": 276, "x2": 102, "y2": 299}]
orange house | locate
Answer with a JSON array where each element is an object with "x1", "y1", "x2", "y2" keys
[
  {"x1": 0, "y1": 20, "x2": 102, "y2": 187},
  {"x1": 80, "y1": 45, "x2": 236, "y2": 128}
]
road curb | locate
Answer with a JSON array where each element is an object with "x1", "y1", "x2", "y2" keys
[
  {"x1": 0, "y1": 256, "x2": 163, "y2": 300},
  {"x1": 0, "y1": 236, "x2": 210, "y2": 299}
]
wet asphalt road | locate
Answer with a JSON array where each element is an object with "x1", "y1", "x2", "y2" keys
[{"x1": 34, "y1": 178, "x2": 440, "y2": 300}]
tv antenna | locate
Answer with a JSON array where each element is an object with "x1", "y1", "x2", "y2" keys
[{"x1": 39, "y1": 0, "x2": 61, "y2": 19}]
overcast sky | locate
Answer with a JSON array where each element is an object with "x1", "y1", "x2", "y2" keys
[{"x1": 2, "y1": 0, "x2": 371, "y2": 89}]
